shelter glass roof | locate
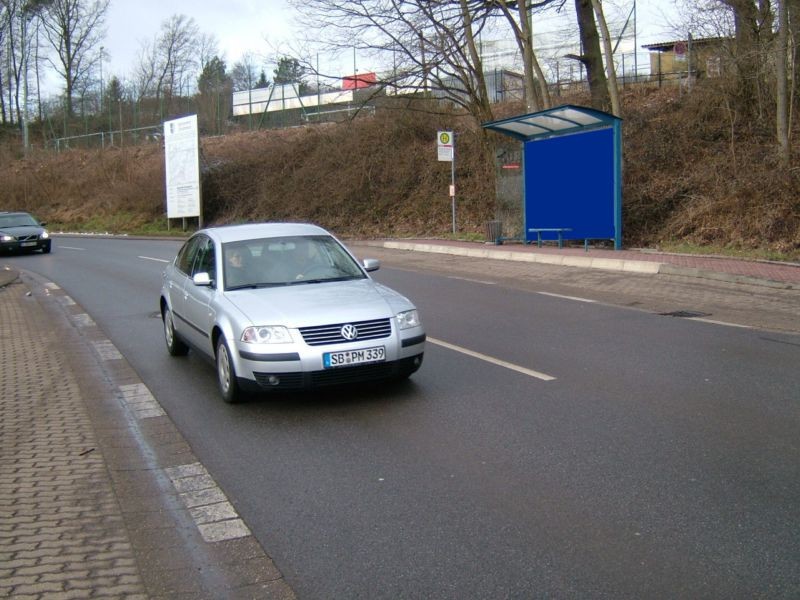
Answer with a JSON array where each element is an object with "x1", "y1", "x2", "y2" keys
[{"x1": 482, "y1": 105, "x2": 620, "y2": 142}]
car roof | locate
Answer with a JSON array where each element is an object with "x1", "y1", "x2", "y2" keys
[{"x1": 200, "y1": 222, "x2": 330, "y2": 244}]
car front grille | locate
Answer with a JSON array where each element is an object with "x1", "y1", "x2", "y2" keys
[
  {"x1": 310, "y1": 362, "x2": 397, "y2": 386},
  {"x1": 17, "y1": 234, "x2": 38, "y2": 242},
  {"x1": 253, "y1": 355, "x2": 423, "y2": 391},
  {"x1": 299, "y1": 318, "x2": 392, "y2": 346}
]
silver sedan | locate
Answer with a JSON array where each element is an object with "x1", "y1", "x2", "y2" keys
[{"x1": 159, "y1": 223, "x2": 425, "y2": 402}]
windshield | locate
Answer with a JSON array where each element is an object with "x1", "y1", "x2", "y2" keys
[
  {"x1": 223, "y1": 235, "x2": 366, "y2": 290},
  {"x1": 0, "y1": 214, "x2": 38, "y2": 228}
]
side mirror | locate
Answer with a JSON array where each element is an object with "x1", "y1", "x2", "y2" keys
[
  {"x1": 193, "y1": 272, "x2": 213, "y2": 286},
  {"x1": 362, "y1": 258, "x2": 380, "y2": 272}
]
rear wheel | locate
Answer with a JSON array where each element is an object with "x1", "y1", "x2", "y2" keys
[
  {"x1": 216, "y1": 337, "x2": 241, "y2": 403},
  {"x1": 163, "y1": 307, "x2": 189, "y2": 356}
]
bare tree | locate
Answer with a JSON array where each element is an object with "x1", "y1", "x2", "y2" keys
[
  {"x1": 231, "y1": 52, "x2": 262, "y2": 92},
  {"x1": 590, "y1": 0, "x2": 620, "y2": 116},
  {"x1": 480, "y1": 0, "x2": 566, "y2": 112},
  {"x1": 291, "y1": 0, "x2": 495, "y2": 124},
  {"x1": 152, "y1": 14, "x2": 200, "y2": 117},
  {"x1": 39, "y1": 0, "x2": 108, "y2": 117},
  {"x1": 568, "y1": 0, "x2": 610, "y2": 111},
  {"x1": 777, "y1": 0, "x2": 790, "y2": 163},
  {"x1": 0, "y1": 1, "x2": 9, "y2": 123},
  {"x1": 197, "y1": 32, "x2": 219, "y2": 71},
  {"x1": 131, "y1": 38, "x2": 159, "y2": 105}
]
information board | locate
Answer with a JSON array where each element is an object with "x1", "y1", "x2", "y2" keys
[{"x1": 164, "y1": 115, "x2": 201, "y2": 219}]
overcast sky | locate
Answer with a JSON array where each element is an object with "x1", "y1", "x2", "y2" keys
[
  {"x1": 101, "y1": 0, "x2": 681, "y2": 83},
  {"x1": 103, "y1": 0, "x2": 295, "y2": 78}
]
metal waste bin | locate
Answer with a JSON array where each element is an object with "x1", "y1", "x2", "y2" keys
[{"x1": 486, "y1": 220, "x2": 503, "y2": 245}]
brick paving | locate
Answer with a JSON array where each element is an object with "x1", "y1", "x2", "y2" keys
[
  {"x1": 0, "y1": 270, "x2": 295, "y2": 599},
  {"x1": 0, "y1": 280, "x2": 148, "y2": 599}
]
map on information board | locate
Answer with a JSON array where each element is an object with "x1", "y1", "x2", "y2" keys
[{"x1": 164, "y1": 115, "x2": 201, "y2": 219}]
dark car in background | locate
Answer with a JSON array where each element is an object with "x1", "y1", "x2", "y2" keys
[{"x1": 0, "y1": 211, "x2": 51, "y2": 254}]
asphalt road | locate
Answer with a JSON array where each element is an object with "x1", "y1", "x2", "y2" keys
[{"x1": 6, "y1": 236, "x2": 800, "y2": 599}]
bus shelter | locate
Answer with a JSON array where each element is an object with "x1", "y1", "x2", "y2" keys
[{"x1": 483, "y1": 105, "x2": 623, "y2": 250}]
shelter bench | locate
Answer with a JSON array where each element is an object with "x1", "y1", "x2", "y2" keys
[{"x1": 528, "y1": 228, "x2": 572, "y2": 248}]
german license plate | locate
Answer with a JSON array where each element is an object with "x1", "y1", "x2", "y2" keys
[
  {"x1": 21, "y1": 241, "x2": 36, "y2": 247},
  {"x1": 324, "y1": 346, "x2": 385, "y2": 368}
]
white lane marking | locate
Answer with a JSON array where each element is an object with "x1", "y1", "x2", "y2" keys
[
  {"x1": 538, "y1": 291, "x2": 597, "y2": 303},
  {"x1": 427, "y1": 337, "x2": 556, "y2": 381},
  {"x1": 164, "y1": 462, "x2": 252, "y2": 543},
  {"x1": 447, "y1": 276, "x2": 496, "y2": 285},
  {"x1": 689, "y1": 317, "x2": 753, "y2": 329},
  {"x1": 58, "y1": 246, "x2": 86, "y2": 251},
  {"x1": 139, "y1": 256, "x2": 170, "y2": 263}
]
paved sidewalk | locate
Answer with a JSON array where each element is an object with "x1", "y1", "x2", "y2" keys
[{"x1": 0, "y1": 267, "x2": 295, "y2": 599}]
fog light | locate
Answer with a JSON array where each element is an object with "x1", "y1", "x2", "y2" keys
[
  {"x1": 413, "y1": 357, "x2": 421, "y2": 367},
  {"x1": 268, "y1": 375, "x2": 280, "y2": 386}
]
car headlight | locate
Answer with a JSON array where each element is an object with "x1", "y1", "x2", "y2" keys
[
  {"x1": 1, "y1": 235, "x2": 12, "y2": 242},
  {"x1": 241, "y1": 325, "x2": 292, "y2": 344},
  {"x1": 396, "y1": 309, "x2": 421, "y2": 330},
  {"x1": 41, "y1": 231, "x2": 49, "y2": 239}
]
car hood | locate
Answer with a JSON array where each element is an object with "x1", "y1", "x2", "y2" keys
[
  {"x1": 0, "y1": 225, "x2": 43, "y2": 237},
  {"x1": 224, "y1": 279, "x2": 414, "y2": 327}
]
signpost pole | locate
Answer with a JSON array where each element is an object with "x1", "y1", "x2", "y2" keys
[
  {"x1": 451, "y1": 144, "x2": 456, "y2": 234},
  {"x1": 437, "y1": 130, "x2": 456, "y2": 234}
]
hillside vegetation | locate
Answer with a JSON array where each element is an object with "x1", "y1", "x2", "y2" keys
[{"x1": 1, "y1": 85, "x2": 799, "y2": 260}]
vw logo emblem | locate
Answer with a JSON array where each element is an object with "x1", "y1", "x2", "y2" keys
[{"x1": 340, "y1": 324, "x2": 358, "y2": 340}]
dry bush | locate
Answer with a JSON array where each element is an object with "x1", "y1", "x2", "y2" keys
[
  {"x1": 622, "y1": 83, "x2": 800, "y2": 254},
  {"x1": 201, "y1": 108, "x2": 495, "y2": 237}
]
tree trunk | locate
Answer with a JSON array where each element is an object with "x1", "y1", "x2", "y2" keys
[
  {"x1": 459, "y1": 0, "x2": 494, "y2": 123},
  {"x1": 515, "y1": 0, "x2": 543, "y2": 112},
  {"x1": 777, "y1": 0, "x2": 790, "y2": 164},
  {"x1": 573, "y1": 0, "x2": 610, "y2": 112},
  {"x1": 589, "y1": 0, "x2": 621, "y2": 116}
]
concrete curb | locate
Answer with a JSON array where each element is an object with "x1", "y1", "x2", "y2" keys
[
  {"x1": 371, "y1": 240, "x2": 658, "y2": 274},
  {"x1": 361, "y1": 240, "x2": 796, "y2": 288},
  {"x1": 0, "y1": 267, "x2": 19, "y2": 287}
]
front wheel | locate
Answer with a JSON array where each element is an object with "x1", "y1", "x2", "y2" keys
[{"x1": 216, "y1": 337, "x2": 241, "y2": 403}]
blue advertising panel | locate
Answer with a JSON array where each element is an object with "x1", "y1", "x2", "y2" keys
[
  {"x1": 483, "y1": 106, "x2": 622, "y2": 249},
  {"x1": 524, "y1": 127, "x2": 614, "y2": 243}
]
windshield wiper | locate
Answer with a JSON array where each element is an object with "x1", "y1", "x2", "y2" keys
[
  {"x1": 287, "y1": 275, "x2": 361, "y2": 286},
  {"x1": 226, "y1": 282, "x2": 280, "y2": 291}
]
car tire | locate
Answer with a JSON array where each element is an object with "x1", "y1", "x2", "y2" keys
[
  {"x1": 163, "y1": 307, "x2": 189, "y2": 356},
  {"x1": 216, "y1": 337, "x2": 241, "y2": 404}
]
